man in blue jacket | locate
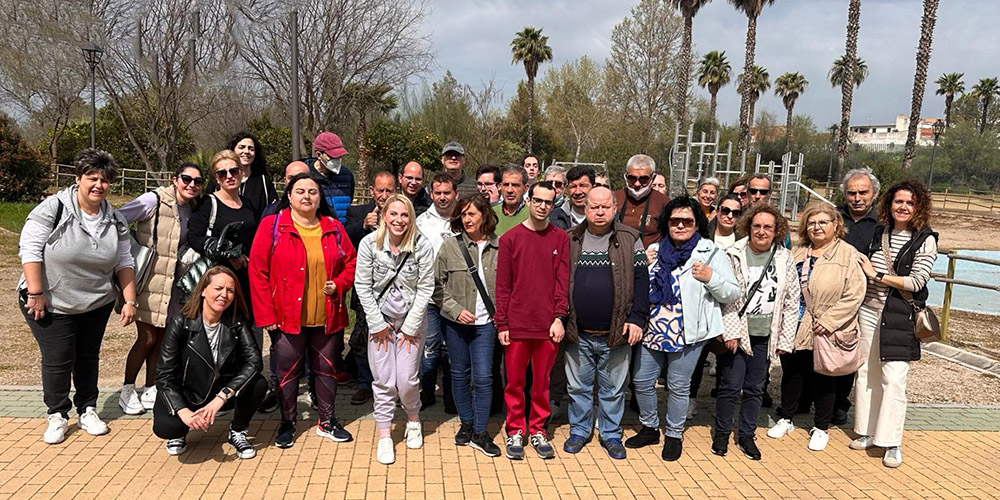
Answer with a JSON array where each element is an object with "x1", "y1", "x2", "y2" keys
[{"x1": 308, "y1": 131, "x2": 355, "y2": 221}]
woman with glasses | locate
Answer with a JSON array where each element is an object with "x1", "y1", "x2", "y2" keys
[
  {"x1": 116, "y1": 163, "x2": 206, "y2": 415},
  {"x1": 712, "y1": 203, "x2": 799, "y2": 461},
  {"x1": 766, "y1": 201, "x2": 865, "y2": 451},
  {"x1": 188, "y1": 150, "x2": 259, "y2": 327},
  {"x1": 625, "y1": 195, "x2": 739, "y2": 461}
]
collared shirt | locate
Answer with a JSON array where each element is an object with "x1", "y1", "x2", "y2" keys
[
  {"x1": 839, "y1": 205, "x2": 879, "y2": 253},
  {"x1": 494, "y1": 201, "x2": 528, "y2": 236}
]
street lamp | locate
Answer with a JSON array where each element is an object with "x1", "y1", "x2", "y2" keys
[
  {"x1": 826, "y1": 124, "x2": 838, "y2": 188},
  {"x1": 928, "y1": 118, "x2": 946, "y2": 191},
  {"x1": 82, "y1": 43, "x2": 104, "y2": 149}
]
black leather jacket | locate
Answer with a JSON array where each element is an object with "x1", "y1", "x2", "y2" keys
[{"x1": 155, "y1": 314, "x2": 262, "y2": 414}]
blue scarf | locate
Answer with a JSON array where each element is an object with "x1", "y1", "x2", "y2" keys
[{"x1": 650, "y1": 233, "x2": 702, "y2": 306}]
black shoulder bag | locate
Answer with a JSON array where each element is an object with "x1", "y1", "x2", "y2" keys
[
  {"x1": 457, "y1": 238, "x2": 495, "y2": 318},
  {"x1": 738, "y1": 244, "x2": 776, "y2": 317}
]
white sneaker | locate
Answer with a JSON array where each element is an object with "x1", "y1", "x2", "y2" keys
[
  {"x1": 43, "y1": 413, "x2": 68, "y2": 444},
  {"x1": 404, "y1": 421, "x2": 423, "y2": 449},
  {"x1": 165, "y1": 437, "x2": 187, "y2": 456},
  {"x1": 77, "y1": 407, "x2": 109, "y2": 436},
  {"x1": 849, "y1": 435, "x2": 876, "y2": 450},
  {"x1": 808, "y1": 428, "x2": 829, "y2": 451},
  {"x1": 883, "y1": 446, "x2": 903, "y2": 468},
  {"x1": 766, "y1": 418, "x2": 795, "y2": 439},
  {"x1": 118, "y1": 384, "x2": 144, "y2": 415},
  {"x1": 140, "y1": 385, "x2": 157, "y2": 411},
  {"x1": 686, "y1": 402, "x2": 697, "y2": 420},
  {"x1": 377, "y1": 437, "x2": 395, "y2": 465}
]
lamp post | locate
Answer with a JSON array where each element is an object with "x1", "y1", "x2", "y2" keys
[
  {"x1": 826, "y1": 124, "x2": 837, "y2": 189},
  {"x1": 928, "y1": 118, "x2": 945, "y2": 191},
  {"x1": 82, "y1": 43, "x2": 104, "y2": 149}
]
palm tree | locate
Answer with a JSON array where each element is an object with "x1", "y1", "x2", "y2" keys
[
  {"x1": 774, "y1": 72, "x2": 808, "y2": 151},
  {"x1": 510, "y1": 27, "x2": 553, "y2": 152},
  {"x1": 343, "y1": 83, "x2": 397, "y2": 187},
  {"x1": 697, "y1": 50, "x2": 732, "y2": 135},
  {"x1": 828, "y1": 56, "x2": 868, "y2": 88},
  {"x1": 669, "y1": 0, "x2": 714, "y2": 128},
  {"x1": 738, "y1": 65, "x2": 770, "y2": 147},
  {"x1": 729, "y1": 0, "x2": 777, "y2": 166},
  {"x1": 902, "y1": 0, "x2": 940, "y2": 170},
  {"x1": 971, "y1": 77, "x2": 1000, "y2": 134},
  {"x1": 935, "y1": 73, "x2": 965, "y2": 126},
  {"x1": 834, "y1": 0, "x2": 861, "y2": 182}
]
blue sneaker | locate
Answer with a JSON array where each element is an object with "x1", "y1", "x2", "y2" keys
[
  {"x1": 600, "y1": 437, "x2": 627, "y2": 460},
  {"x1": 563, "y1": 434, "x2": 589, "y2": 454}
]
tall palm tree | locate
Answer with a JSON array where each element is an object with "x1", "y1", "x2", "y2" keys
[
  {"x1": 935, "y1": 73, "x2": 965, "y2": 126},
  {"x1": 902, "y1": 0, "x2": 940, "y2": 170},
  {"x1": 343, "y1": 83, "x2": 397, "y2": 187},
  {"x1": 774, "y1": 72, "x2": 808, "y2": 151},
  {"x1": 738, "y1": 65, "x2": 770, "y2": 149},
  {"x1": 729, "y1": 0, "x2": 777, "y2": 166},
  {"x1": 669, "y1": 0, "x2": 714, "y2": 128},
  {"x1": 835, "y1": 0, "x2": 861, "y2": 182},
  {"x1": 971, "y1": 77, "x2": 1000, "y2": 134},
  {"x1": 510, "y1": 27, "x2": 553, "y2": 152},
  {"x1": 697, "y1": 50, "x2": 732, "y2": 136},
  {"x1": 828, "y1": 56, "x2": 868, "y2": 88}
]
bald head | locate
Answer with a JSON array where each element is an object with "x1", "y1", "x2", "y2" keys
[
  {"x1": 399, "y1": 161, "x2": 424, "y2": 197},
  {"x1": 585, "y1": 186, "x2": 616, "y2": 233},
  {"x1": 284, "y1": 161, "x2": 310, "y2": 184}
]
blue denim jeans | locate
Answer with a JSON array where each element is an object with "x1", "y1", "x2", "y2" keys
[
  {"x1": 420, "y1": 305, "x2": 451, "y2": 403},
  {"x1": 714, "y1": 335, "x2": 769, "y2": 439},
  {"x1": 443, "y1": 318, "x2": 495, "y2": 433},
  {"x1": 355, "y1": 350, "x2": 373, "y2": 391},
  {"x1": 565, "y1": 332, "x2": 631, "y2": 440},
  {"x1": 632, "y1": 341, "x2": 707, "y2": 439}
]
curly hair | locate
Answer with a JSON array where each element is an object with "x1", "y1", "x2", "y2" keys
[
  {"x1": 878, "y1": 179, "x2": 932, "y2": 230},
  {"x1": 738, "y1": 203, "x2": 789, "y2": 245},
  {"x1": 797, "y1": 201, "x2": 846, "y2": 247},
  {"x1": 657, "y1": 195, "x2": 710, "y2": 244}
]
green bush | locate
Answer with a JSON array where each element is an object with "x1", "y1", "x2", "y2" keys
[{"x1": 0, "y1": 115, "x2": 51, "y2": 202}]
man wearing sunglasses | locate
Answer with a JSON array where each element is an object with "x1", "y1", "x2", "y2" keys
[
  {"x1": 543, "y1": 165, "x2": 567, "y2": 206},
  {"x1": 441, "y1": 142, "x2": 478, "y2": 198},
  {"x1": 746, "y1": 174, "x2": 772, "y2": 207},
  {"x1": 399, "y1": 161, "x2": 431, "y2": 217},
  {"x1": 613, "y1": 154, "x2": 669, "y2": 248}
]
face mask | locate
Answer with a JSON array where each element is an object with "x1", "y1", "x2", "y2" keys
[
  {"x1": 627, "y1": 183, "x2": 652, "y2": 200},
  {"x1": 325, "y1": 157, "x2": 342, "y2": 174}
]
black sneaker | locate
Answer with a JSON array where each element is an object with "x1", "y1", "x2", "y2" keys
[
  {"x1": 661, "y1": 436, "x2": 683, "y2": 461},
  {"x1": 350, "y1": 388, "x2": 373, "y2": 405},
  {"x1": 275, "y1": 420, "x2": 295, "y2": 449},
  {"x1": 505, "y1": 433, "x2": 525, "y2": 460},
  {"x1": 455, "y1": 422, "x2": 474, "y2": 446},
  {"x1": 470, "y1": 432, "x2": 501, "y2": 457},
  {"x1": 258, "y1": 390, "x2": 278, "y2": 414},
  {"x1": 228, "y1": 429, "x2": 256, "y2": 459},
  {"x1": 737, "y1": 435, "x2": 761, "y2": 460},
  {"x1": 530, "y1": 432, "x2": 555, "y2": 459},
  {"x1": 711, "y1": 433, "x2": 729, "y2": 457},
  {"x1": 624, "y1": 426, "x2": 660, "y2": 449},
  {"x1": 316, "y1": 418, "x2": 353, "y2": 442}
]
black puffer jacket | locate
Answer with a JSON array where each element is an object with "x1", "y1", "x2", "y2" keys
[
  {"x1": 867, "y1": 225, "x2": 938, "y2": 362},
  {"x1": 155, "y1": 314, "x2": 262, "y2": 414}
]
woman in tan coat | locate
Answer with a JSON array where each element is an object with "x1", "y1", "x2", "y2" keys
[{"x1": 766, "y1": 201, "x2": 866, "y2": 451}]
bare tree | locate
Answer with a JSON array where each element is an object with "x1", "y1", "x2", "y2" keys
[
  {"x1": 466, "y1": 77, "x2": 506, "y2": 166},
  {"x1": 539, "y1": 57, "x2": 605, "y2": 162}
]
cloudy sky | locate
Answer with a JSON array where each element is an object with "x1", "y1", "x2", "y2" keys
[{"x1": 417, "y1": 0, "x2": 998, "y2": 128}]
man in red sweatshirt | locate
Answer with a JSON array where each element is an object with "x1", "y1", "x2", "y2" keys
[{"x1": 495, "y1": 181, "x2": 569, "y2": 461}]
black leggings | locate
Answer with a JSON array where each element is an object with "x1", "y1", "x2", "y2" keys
[
  {"x1": 152, "y1": 374, "x2": 267, "y2": 439},
  {"x1": 777, "y1": 350, "x2": 836, "y2": 430}
]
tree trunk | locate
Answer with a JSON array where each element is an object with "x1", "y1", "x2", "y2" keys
[
  {"x1": 785, "y1": 103, "x2": 795, "y2": 153},
  {"x1": 709, "y1": 91, "x2": 718, "y2": 137},
  {"x1": 836, "y1": 0, "x2": 862, "y2": 182},
  {"x1": 901, "y1": 0, "x2": 939, "y2": 171},
  {"x1": 676, "y1": 14, "x2": 694, "y2": 128},
  {"x1": 356, "y1": 116, "x2": 369, "y2": 193},
  {"x1": 944, "y1": 94, "x2": 953, "y2": 126},
  {"x1": 747, "y1": 97, "x2": 758, "y2": 161},
  {"x1": 981, "y1": 96, "x2": 991, "y2": 134},
  {"x1": 527, "y1": 76, "x2": 535, "y2": 152},
  {"x1": 737, "y1": 14, "x2": 757, "y2": 167}
]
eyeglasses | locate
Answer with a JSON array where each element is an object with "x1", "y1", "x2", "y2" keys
[
  {"x1": 751, "y1": 223, "x2": 776, "y2": 232},
  {"x1": 476, "y1": 181, "x2": 496, "y2": 188},
  {"x1": 549, "y1": 180, "x2": 565, "y2": 189},
  {"x1": 402, "y1": 175, "x2": 423, "y2": 183},
  {"x1": 215, "y1": 167, "x2": 242, "y2": 179},
  {"x1": 807, "y1": 220, "x2": 832, "y2": 229},
  {"x1": 748, "y1": 188, "x2": 770, "y2": 196},
  {"x1": 719, "y1": 206, "x2": 743, "y2": 218},
  {"x1": 178, "y1": 174, "x2": 204, "y2": 186},
  {"x1": 530, "y1": 197, "x2": 554, "y2": 207},
  {"x1": 625, "y1": 174, "x2": 652, "y2": 186},
  {"x1": 668, "y1": 217, "x2": 696, "y2": 227}
]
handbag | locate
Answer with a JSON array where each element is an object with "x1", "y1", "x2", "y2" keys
[
  {"x1": 177, "y1": 196, "x2": 245, "y2": 296},
  {"x1": 802, "y1": 255, "x2": 863, "y2": 376},
  {"x1": 880, "y1": 231, "x2": 941, "y2": 343},
  {"x1": 115, "y1": 192, "x2": 161, "y2": 313}
]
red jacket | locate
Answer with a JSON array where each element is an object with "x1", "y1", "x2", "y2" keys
[{"x1": 249, "y1": 209, "x2": 356, "y2": 334}]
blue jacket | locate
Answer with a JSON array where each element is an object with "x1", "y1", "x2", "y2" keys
[{"x1": 306, "y1": 158, "x2": 355, "y2": 221}]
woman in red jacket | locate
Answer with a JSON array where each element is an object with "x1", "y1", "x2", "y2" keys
[{"x1": 249, "y1": 173, "x2": 356, "y2": 449}]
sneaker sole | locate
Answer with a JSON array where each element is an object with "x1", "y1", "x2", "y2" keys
[
  {"x1": 533, "y1": 448, "x2": 555, "y2": 459},
  {"x1": 275, "y1": 439, "x2": 294, "y2": 449},
  {"x1": 166, "y1": 446, "x2": 187, "y2": 456},
  {"x1": 77, "y1": 423, "x2": 109, "y2": 436},
  {"x1": 711, "y1": 447, "x2": 727, "y2": 457},
  {"x1": 43, "y1": 432, "x2": 67, "y2": 445},
  {"x1": 229, "y1": 442, "x2": 256, "y2": 459},
  {"x1": 470, "y1": 442, "x2": 501, "y2": 457},
  {"x1": 316, "y1": 428, "x2": 353, "y2": 443},
  {"x1": 849, "y1": 441, "x2": 875, "y2": 450},
  {"x1": 505, "y1": 450, "x2": 524, "y2": 460},
  {"x1": 737, "y1": 445, "x2": 761, "y2": 460},
  {"x1": 118, "y1": 401, "x2": 145, "y2": 415}
]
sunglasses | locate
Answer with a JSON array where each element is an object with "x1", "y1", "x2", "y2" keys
[
  {"x1": 549, "y1": 180, "x2": 565, "y2": 189},
  {"x1": 748, "y1": 188, "x2": 770, "y2": 196},
  {"x1": 178, "y1": 174, "x2": 205, "y2": 186},
  {"x1": 625, "y1": 174, "x2": 652, "y2": 186},
  {"x1": 719, "y1": 206, "x2": 743, "y2": 218},
  {"x1": 668, "y1": 217, "x2": 696, "y2": 227},
  {"x1": 215, "y1": 167, "x2": 242, "y2": 179}
]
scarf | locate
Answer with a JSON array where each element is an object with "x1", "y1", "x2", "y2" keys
[{"x1": 649, "y1": 232, "x2": 702, "y2": 306}]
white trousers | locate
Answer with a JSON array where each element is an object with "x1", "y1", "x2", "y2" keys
[{"x1": 854, "y1": 321, "x2": 909, "y2": 447}]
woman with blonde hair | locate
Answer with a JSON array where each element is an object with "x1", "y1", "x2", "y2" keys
[
  {"x1": 766, "y1": 201, "x2": 866, "y2": 452},
  {"x1": 354, "y1": 193, "x2": 436, "y2": 465}
]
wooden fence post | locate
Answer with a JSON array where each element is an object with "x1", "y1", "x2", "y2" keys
[{"x1": 940, "y1": 252, "x2": 956, "y2": 342}]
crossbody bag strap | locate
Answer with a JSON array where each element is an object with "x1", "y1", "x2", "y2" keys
[
  {"x1": 457, "y1": 238, "x2": 495, "y2": 318},
  {"x1": 799, "y1": 254, "x2": 814, "y2": 310},
  {"x1": 880, "y1": 229, "x2": 917, "y2": 304},
  {"x1": 151, "y1": 191, "x2": 160, "y2": 247},
  {"x1": 738, "y1": 244, "x2": 776, "y2": 317},
  {"x1": 376, "y1": 251, "x2": 412, "y2": 303},
  {"x1": 207, "y1": 195, "x2": 218, "y2": 238}
]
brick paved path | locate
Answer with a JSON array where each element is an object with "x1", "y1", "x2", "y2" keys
[{"x1": 1, "y1": 388, "x2": 998, "y2": 499}]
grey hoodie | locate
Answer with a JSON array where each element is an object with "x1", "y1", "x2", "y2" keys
[{"x1": 18, "y1": 186, "x2": 134, "y2": 315}]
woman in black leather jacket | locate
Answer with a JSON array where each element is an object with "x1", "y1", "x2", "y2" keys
[{"x1": 153, "y1": 266, "x2": 266, "y2": 459}]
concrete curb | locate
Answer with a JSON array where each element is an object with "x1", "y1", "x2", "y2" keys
[{"x1": 924, "y1": 342, "x2": 1000, "y2": 378}]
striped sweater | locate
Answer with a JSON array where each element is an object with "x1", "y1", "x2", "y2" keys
[{"x1": 859, "y1": 229, "x2": 937, "y2": 334}]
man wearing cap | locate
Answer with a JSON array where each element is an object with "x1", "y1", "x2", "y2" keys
[
  {"x1": 399, "y1": 161, "x2": 432, "y2": 216},
  {"x1": 441, "y1": 141, "x2": 478, "y2": 198},
  {"x1": 309, "y1": 131, "x2": 355, "y2": 221}
]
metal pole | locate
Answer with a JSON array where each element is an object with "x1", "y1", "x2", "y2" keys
[
  {"x1": 928, "y1": 135, "x2": 939, "y2": 190},
  {"x1": 290, "y1": 10, "x2": 301, "y2": 160},
  {"x1": 89, "y1": 65, "x2": 96, "y2": 149}
]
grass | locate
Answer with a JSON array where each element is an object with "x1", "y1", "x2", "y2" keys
[{"x1": 0, "y1": 203, "x2": 36, "y2": 233}]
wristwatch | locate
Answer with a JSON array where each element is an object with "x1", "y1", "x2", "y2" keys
[
  {"x1": 875, "y1": 272, "x2": 885, "y2": 282},
  {"x1": 124, "y1": 300, "x2": 139, "y2": 308},
  {"x1": 219, "y1": 387, "x2": 234, "y2": 400}
]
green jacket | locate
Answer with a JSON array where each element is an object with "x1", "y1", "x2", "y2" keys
[{"x1": 433, "y1": 233, "x2": 499, "y2": 322}]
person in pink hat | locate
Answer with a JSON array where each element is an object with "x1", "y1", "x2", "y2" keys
[{"x1": 309, "y1": 132, "x2": 355, "y2": 221}]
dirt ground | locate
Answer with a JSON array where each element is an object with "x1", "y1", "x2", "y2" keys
[{"x1": 1, "y1": 211, "x2": 999, "y2": 405}]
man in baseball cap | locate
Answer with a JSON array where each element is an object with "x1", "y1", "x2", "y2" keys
[
  {"x1": 308, "y1": 131, "x2": 355, "y2": 220},
  {"x1": 441, "y1": 141, "x2": 477, "y2": 198}
]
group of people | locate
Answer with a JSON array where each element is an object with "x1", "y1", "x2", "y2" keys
[{"x1": 19, "y1": 133, "x2": 936, "y2": 470}]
